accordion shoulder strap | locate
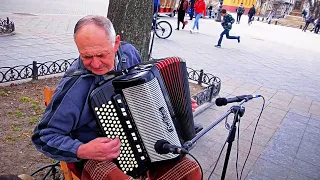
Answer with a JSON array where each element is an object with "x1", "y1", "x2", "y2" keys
[{"x1": 116, "y1": 41, "x2": 128, "y2": 71}]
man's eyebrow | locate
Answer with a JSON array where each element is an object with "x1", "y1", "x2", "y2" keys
[{"x1": 80, "y1": 50, "x2": 111, "y2": 56}]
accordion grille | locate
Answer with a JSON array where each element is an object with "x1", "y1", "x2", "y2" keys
[{"x1": 122, "y1": 77, "x2": 181, "y2": 162}]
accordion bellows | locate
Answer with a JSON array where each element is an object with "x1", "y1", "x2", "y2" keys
[{"x1": 89, "y1": 57, "x2": 195, "y2": 178}]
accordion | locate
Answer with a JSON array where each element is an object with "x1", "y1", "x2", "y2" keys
[{"x1": 89, "y1": 57, "x2": 195, "y2": 178}]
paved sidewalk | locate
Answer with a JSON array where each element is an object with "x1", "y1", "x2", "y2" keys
[{"x1": 1, "y1": 1, "x2": 320, "y2": 179}]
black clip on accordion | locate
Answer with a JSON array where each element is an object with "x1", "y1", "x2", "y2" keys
[{"x1": 89, "y1": 57, "x2": 196, "y2": 178}]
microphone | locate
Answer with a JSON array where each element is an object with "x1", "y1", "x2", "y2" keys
[
  {"x1": 154, "y1": 139, "x2": 188, "y2": 155},
  {"x1": 215, "y1": 94, "x2": 261, "y2": 106}
]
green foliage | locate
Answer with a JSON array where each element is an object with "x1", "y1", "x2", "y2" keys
[
  {"x1": 0, "y1": 91, "x2": 9, "y2": 97},
  {"x1": 11, "y1": 122, "x2": 22, "y2": 131},
  {"x1": 31, "y1": 103, "x2": 39, "y2": 110},
  {"x1": 29, "y1": 116, "x2": 40, "y2": 125},
  {"x1": 16, "y1": 111, "x2": 24, "y2": 118},
  {"x1": 20, "y1": 96, "x2": 31, "y2": 103}
]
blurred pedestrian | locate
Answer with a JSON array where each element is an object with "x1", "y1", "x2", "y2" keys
[
  {"x1": 190, "y1": 0, "x2": 206, "y2": 33},
  {"x1": 236, "y1": 3, "x2": 245, "y2": 24},
  {"x1": 248, "y1": 5, "x2": 256, "y2": 25},
  {"x1": 176, "y1": 0, "x2": 189, "y2": 30},
  {"x1": 302, "y1": 14, "x2": 314, "y2": 32}
]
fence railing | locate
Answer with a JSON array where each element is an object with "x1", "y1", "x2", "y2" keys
[
  {"x1": 0, "y1": 59, "x2": 221, "y2": 105},
  {"x1": 0, "y1": 59, "x2": 77, "y2": 83}
]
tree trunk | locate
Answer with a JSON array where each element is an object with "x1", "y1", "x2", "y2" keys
[
  {"x1": 308, "y1": 0, "x2": 314, "y2": 14},
  {"x1": 108, "y1": 0, "x2": 154, "y2": 62}
]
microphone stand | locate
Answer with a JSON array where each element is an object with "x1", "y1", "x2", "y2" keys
[{"x1": 183, "y1": 100, "x2": 246, "y2": 180}]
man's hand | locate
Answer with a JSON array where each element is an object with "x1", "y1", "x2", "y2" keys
[
  {"x1": 191, "y1": 99, "x2": 198, "y2": 112},
  {"x1": 77, "y1": 137, "x2": 120, "y2": 161},
  {"x1": 228, "y1": 22, "x2": 231, "y2": 26}
]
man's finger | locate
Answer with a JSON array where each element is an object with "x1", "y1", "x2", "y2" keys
[{"x1": 96, "y1": 137, "x2": 112, "y2": 143}]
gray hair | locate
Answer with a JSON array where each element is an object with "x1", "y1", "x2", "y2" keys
[{"x1": 74, "y1": 15, "x2": 116, "y2": 45}]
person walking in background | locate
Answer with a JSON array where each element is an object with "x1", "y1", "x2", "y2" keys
[
  {"x1": 176, "y1": 0, "x2": 189, "y2": 30},
  {"x1": 266, "y1": 10, "x2": 275, "y2": 23},
  {"x1": 248, "y1": 5, "x2": 256, "y2": 25},
  {"x1": 188, "y1": 0, "x2": 195, "y2": 20},
  {"x1": 302, "y1": 14, "x2": 314, "y2": 32},
  {"x1": 214, "y1": 9, "x2": 240, "y2": 48},
  {"x1": 302, "y1": 9, "x2": 307, "y2": 21},
  {"x1": 314, "y1": 18, "x2": 320, "y2": 34},
  {"x1": 190, "y1": 0, "x2": 206, "y2": 33},
  {"x1": 207, "y1": 2, "x2": 213, "y2": 18},
  {"x1": 236, "y1": 3, "x2": 245, "y2": 24}
]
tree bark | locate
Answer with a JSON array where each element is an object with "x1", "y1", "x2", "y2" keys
[
  {"x1": 108, "y1": 0, "x2": 154, "y2": 62},
  {"x1": 308, "y1": 0, "x2": 314, "y2": 14}
]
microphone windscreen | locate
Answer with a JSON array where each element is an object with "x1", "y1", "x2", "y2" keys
[{"x1": 215, "y1": 98, "x2": 228, "y2": 106}]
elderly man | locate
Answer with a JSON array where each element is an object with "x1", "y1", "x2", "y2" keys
[{"x1": 32, "y1": 15, "x2": 201, "y2": 180}]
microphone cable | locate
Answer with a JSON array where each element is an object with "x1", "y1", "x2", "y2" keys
[
  {"x1": 239, "y1": 95, "x2": 265, "y2": 180},
  {"x1": 208, "y1": 96, "x2": 265, "y2": 180}
]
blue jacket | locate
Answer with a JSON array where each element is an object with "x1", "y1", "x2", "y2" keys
[{"x1": 32, "y1": 42, "x2": 142, "y2": 162}]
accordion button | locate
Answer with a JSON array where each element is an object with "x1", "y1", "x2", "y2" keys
[
  {"x1": 123, "y1": 112, "x2": 127, "y2": 116},
  {"x1": 94, "y1": 107, "x2": 98, "y2": 111},
  {"x1": 138, "y1": 149, "x2": 142, "y2": 153},
  {"x1": 114, "y1": 113, "x2": 117, "y2": 116},
  {"x1": 111, "y1": 105, "x2": 114, "y2": 108},
  {"x1": 98, "y1": 116, "x2": 102, "y2": 119},
  {"x1": 117, "y1": 99, "x2": 122, "y2": 103},
  {"x1": 133, "y1": 137, "x2": 137, "y2": 141},
  {"x1": 99, "y1": 108, "x2": 103, "y2": 111},
  {"x1": 121, "y1": 108, "x2": 125, "y2": 112},
  {"x1": 128, "y1": 125, "x2": 132, "y2": 129},
  {"x1": 106, "y1": 105, "x2": 109, "y2": 108},
  {"x1": 108, "y1": 101, "x2": 112, "y2": 105},
  {"x1": 97, "y1": 111, "x2": 100, "y2": 115},
  {"x1": 101, "y1": 112, "x2": 105, "y2": 115},
  {"x1": 102, "y1": 104, "x2": 105, "y2": 108},
  {"x1": 130, "y1": 168, "x2": 133, "y2": 171},
  {"x1": 135, "y1": 165, "x2": 138, "y2": 168}
]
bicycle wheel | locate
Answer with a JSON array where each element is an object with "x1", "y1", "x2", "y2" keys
[{"x1": 154, "y1": 21, "x2": 172, "y2": 39}]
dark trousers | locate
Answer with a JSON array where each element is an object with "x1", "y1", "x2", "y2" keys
[
  {"x1": 303, "y1": 22, "x2": 310, "y2": 31},
  {"x1": 248, "y1": 15, "x2": 253, "y2": 24},
  {"x1": 177, "y1": 10, "x2": 186, "y2": 29},
  {"x1": 218, "y1": 29, "x2": 238, "y2": 46},
  {"x1": 315, "y1": 24, "x2": 320, "y2": 34},
  {"x1": 237, "y1": 13, "x2": 243, "y2": 23}
]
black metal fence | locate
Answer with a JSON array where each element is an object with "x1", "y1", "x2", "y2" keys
[
  {"x1": 0, "y1": 59, "x2": 221, "y2": 105},
  {"x1": 0, "y1": 59, "x2": 77, "y2": 83},
  {"x1": 0, "y1": 17, "x2": 15, "y2": 34},
  {"x1": 187, "y1": 68, "x2": 221, "y2": 105}
]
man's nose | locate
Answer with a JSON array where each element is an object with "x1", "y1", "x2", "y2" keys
[{"x1": 91, "y1": 57, "x2": 102, "y2": 68}]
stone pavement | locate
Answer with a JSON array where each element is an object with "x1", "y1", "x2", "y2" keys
[{"x1": 1, "y1": 1, "x2": 320, "y2": 179}]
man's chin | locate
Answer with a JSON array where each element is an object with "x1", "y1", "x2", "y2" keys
[{"x1": 91, "y1": 69, "x2": 109, "y2": 75}]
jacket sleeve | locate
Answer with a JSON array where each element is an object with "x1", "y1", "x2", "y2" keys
[{"x1": 32, "y1": 77, "x2": 83, "y2": 162}]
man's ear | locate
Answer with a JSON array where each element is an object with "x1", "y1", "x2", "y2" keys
[{"x1": 114, "y1": 35, "x2": 121, "y2": 52}]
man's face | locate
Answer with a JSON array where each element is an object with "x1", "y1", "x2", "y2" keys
[{"x1": 74, "y1": 24, "x2": 120, "y2": 75}]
